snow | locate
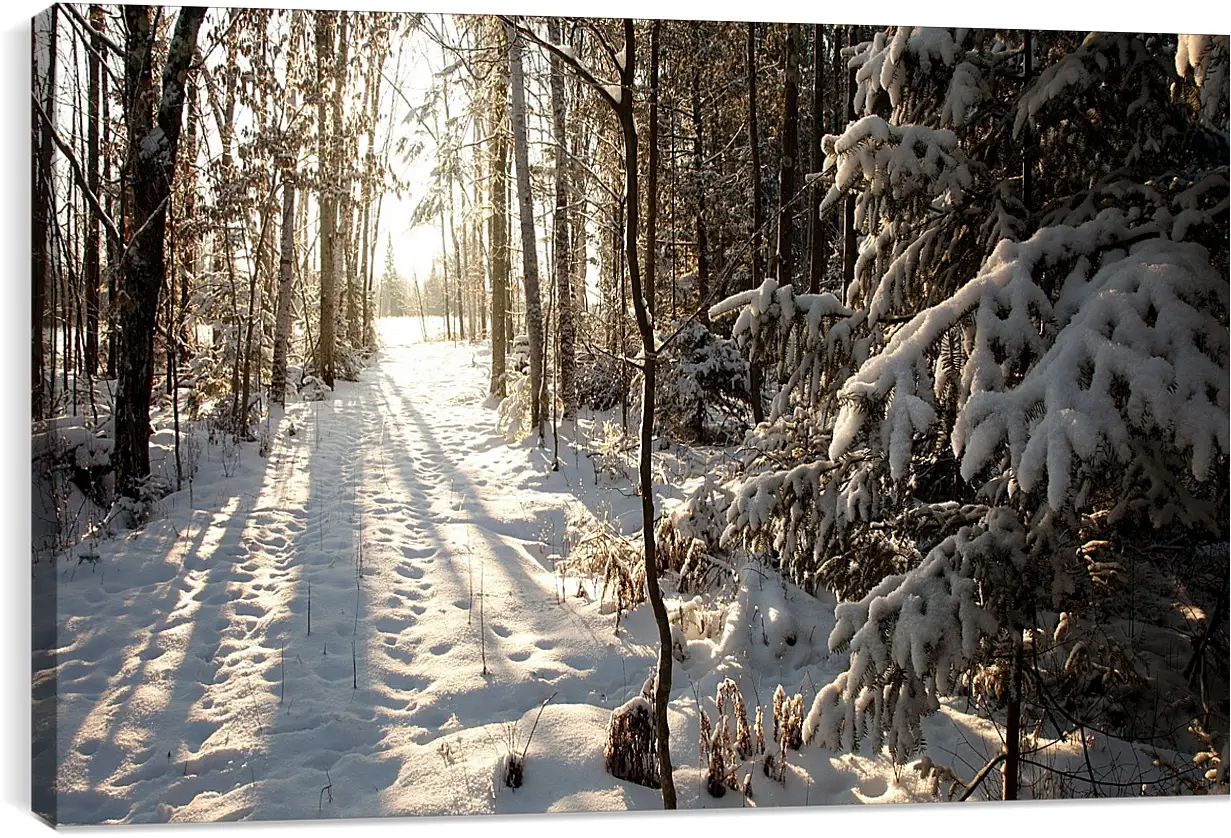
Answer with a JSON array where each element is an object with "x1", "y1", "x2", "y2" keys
[{"x1": 31, "y1": 317, "x2": 1216, "y2": 823}]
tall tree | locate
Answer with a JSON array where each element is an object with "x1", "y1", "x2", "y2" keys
[
  {"x1": 645, "y1": 20, "x2": 660, "y2": 319},
  {"x1": 841, "y1": 25, "x2": 858, "y2": 293},
  {"x1": 84, "y1": 4, "x2": 103, "y2": 378},
  {"x1": 807, "y1": 24, "x2": 827, "y2": 294},
  {"x1": 113, "y1": 4, "x2": 206, "y2": 496},
  {"x1": 506, "y1": 21, "x2": 544, "y2": 435},
  {"x1": 488, "y1": 21, "x2": 509, "y2": 397},
  {"x1": 315, "y1": 10, "x2": 338, "y2": 387},
  {"x1": 547, "y1": 18, "x2": 576, "y2": 419},
  {"x1": 690, "y1": 43, "x2": 709, "y2": 324},
  {"x1": 746, "y1": 22, "x2": 766, "y2": 424},
  {"x1": 776, "y1": 23, "x2": 800, "y2": 285},
  {"x1": 271, "y1": 117, "x2": 297, "y2": 405},
  {"x1": 509, "y1": 16, "x2": 680, "y2": 808},
  {"x1": 31, "y1": 6, "x2": 58, "y2": 420}
]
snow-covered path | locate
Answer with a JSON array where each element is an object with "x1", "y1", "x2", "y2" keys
[
  {"x1": 35, "y1": 320, "x2": 1063, "y2": 825},
  {"x1": 36, "y1": 322, "x2": 672, "y2": 823}
]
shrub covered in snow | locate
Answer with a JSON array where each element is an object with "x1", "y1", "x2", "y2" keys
[
  {"x1": 655, "y1": 477, "x2": 735, "y2": 594},
  {"x1": 654, "y1": 319, "x2": 751, "y2": 442}
]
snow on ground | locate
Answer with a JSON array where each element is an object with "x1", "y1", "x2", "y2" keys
[{"x1": 30, "y1": 317, "x2": 1174, "y2": 825}]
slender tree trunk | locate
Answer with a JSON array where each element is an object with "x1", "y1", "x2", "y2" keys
[
  {"x1": 746, "y1": 22, "x2": 766, "y2": 424},
  {"x1": 334, "y1": 14, "x2": 356, "y2": 354},
  {"x1": 84, "y1": 4, "x2": 102, "y2": 379},
  {"x1": 526, "y1": 18, "x2": 678, "y2": 806},
  {"x1": 841, "y1": 25, "x2": 858, "y2": 296},
  {"x1": 489, "y1": 33, "x2": 509, "y2": 397},
  {"x1": 239, "y1": 199, "x2": 272, "y2": 431},
  {"x1": 489, "y1": 24, "x2": 508, "y2": 378},
  {"x1": 1004, "y1": 633, "x2": 1023, "y2": 800},
  {"x1": 178, "y1": 61, "x2": 199, "y2": 355},
  {"x1": 807, "y1": 24, "x2": 827, "y2": 295},
  {"x1": 114, "y1": 4, "x2": 205, "y2": 496},
  {"x1": 614, "y1": 21, "x2": 677, "y2": 808},
  {"x1": 507, "y1": 22, "x2": 545, "y2": 435},
  {"x1": 548, "y1": 19, "x2": 576, "y2": 419},
  {"x1": 316, "y1": 11, "x2": 337, "y2": 387},
  {"x1": 358, "y1": 53, "x2": 382, "y2": 348},
  {"x1": 646, "y1": 20, "x2": 660, "y2": 320},
  {"x1": 272, "y1": 153, "x2": 296, "y2": 405},
  {"x1": 776, "y1": 23, "x2": 800, "y2": 286},
  {"x1": 473, "y1": 110, "x2": 488, "y2": 340},
  {"x1": 690, "y1": 60, "x2": 709, "y2": 324},
  {"x1": 32, "y1": 7, "x2": 58, "y2": 420}
]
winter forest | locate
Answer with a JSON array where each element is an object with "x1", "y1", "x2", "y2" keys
[{"x1": 27, "y1": 1, "x2": 1230, "y2": 826}]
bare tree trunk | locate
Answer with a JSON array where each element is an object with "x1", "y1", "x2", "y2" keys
[
  {"x1": 646, "y1": 20, "x2": 660, "y2": 320},
  {"x1": 690, "y1": 57, "x2": 709, "y2": 325},
  {"x1": 178, "y1": 59, "x2": 200, "y2": 356},
  {"x1": 547, "y1": 19, "x2": 576, "y2": 419},
  {"x1": 272, "y1": 152, "x2": 296, "y2": 405},
  {"x1": 334, "y1": 14, "x2": 356, "y2": 355},
  {"x1": 114, "y1": 4, "x2": 205, "y2": 495},
  {"x1": 32, "y1": 6, "x2": 58, "y2": 420},
  {"x1": 316, "y1": 11, "x2": 337, "y2": 387},
  {"x1": 841, "y1": 25, "x2": 858, "y2": 295},
  {"x1": 84, "y1": 4, "x2": 102, "y2": 379},
  {"x1": 521, "y1": 17, "x2": 679, "y2": 806},
  {"x1": 473, "y1": 109, "x2": 488, "y2": 340},
  {"x1": 615, "y1": 21, "x2": 678, "y2": 808},
  {"x1": 807, "y1": 24, "x2": 828, "y2": 295},
  {"x1": 489, "y1": 30, "x2": 509, "y2": 397},
  {"x1": 104, "y1": 32, "x2": 119, "y2": 382},
  {"x1": 358, "y1": 52, "x2": 382, "y2": 348},
  {"x1": 746, "y1": 22, "x2": 766, "y2": 424},
  {"x1": 239, "y1": 203, "x2": 271, "y2": 432},
  {"x1": 776, "y1": 23, "x2": 800, "y2": 286},
  {"x1": 507, "y1": 22, "x2": 544, "y2": 435},
  {"x1": 1004, "y1": 633, "x2": 1023, "y2": 800}
]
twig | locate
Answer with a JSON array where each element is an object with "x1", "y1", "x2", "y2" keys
[
  {"x1": 520, "y1": 691, "x2": 558, "y2": 763},
  {"x1": 959, "y1": 752, "x2": 1007, "y2": 801},
  {"x1": 480, "y1": 562, "x2": 488, "y2": 676}
]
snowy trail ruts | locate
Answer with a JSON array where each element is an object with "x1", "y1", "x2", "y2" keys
[{"x1": 42, "y1": 326, "x2": 654, "y2": 823}]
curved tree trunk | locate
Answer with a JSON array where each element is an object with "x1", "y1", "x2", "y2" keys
[{"x1": 615, "y1": 20, "x2": 678, "y2": 809}]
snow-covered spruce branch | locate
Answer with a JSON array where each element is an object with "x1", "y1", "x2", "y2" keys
[
  {"x1": 802, "y1": 508, "x2": 1018, "y2": 762},
  {"x1": 830, "y1": 216, "x2": 1229, "y2": 506},
  {"x1": 1176, "y1": 34, "x2": 1230, "y2": 126},
  {"x1": 710, "y1": 278, "x2": 856, "y2": 420},
  {"x1": 955, "y1": 239, "x2": 1228, "y2": 508},
  {"x1": 819, "y1": 115, "x2": 973, "y2": 216}
]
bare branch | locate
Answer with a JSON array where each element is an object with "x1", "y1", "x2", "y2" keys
[
  {"x1": 498, "y1": 15, "x2": 619, "y2": 112},
  {"x1": 30, "y1": 92, "x2": 121, "y2": 247}
]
